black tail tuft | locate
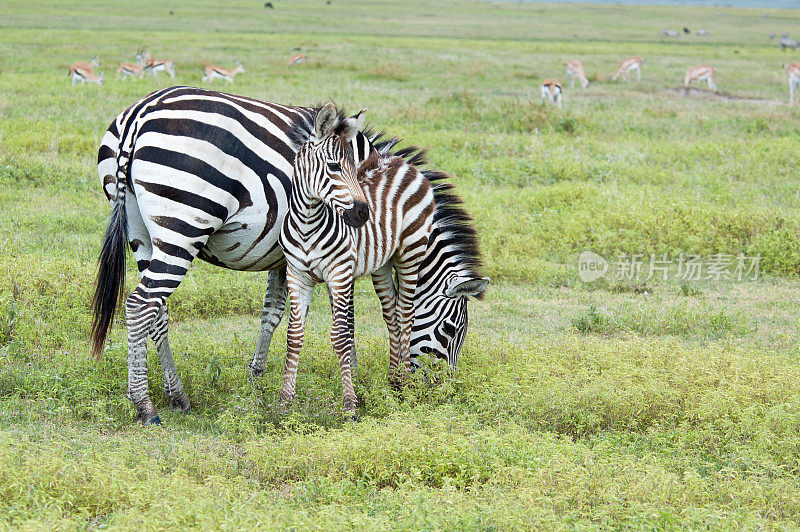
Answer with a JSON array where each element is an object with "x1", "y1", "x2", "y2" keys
[{"x1": 90, "y1": 188, "x2": 128, "y2": 359}]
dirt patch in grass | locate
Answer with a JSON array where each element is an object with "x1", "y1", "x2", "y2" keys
[{"x1": 668, "y1": 86, "x2": 786, "y2": 105}]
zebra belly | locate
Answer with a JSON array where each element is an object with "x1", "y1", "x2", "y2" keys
[{"x1": 202, "y1": 200, "x2": 287, "y2": 271}]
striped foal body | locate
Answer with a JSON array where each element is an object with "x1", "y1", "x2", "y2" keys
[
  {"x1": 92, "y1": 87, "x2": 486, "y2": 425},
  {"x1": 279, "y1": 103, "x2": 434, "y2": 411}
]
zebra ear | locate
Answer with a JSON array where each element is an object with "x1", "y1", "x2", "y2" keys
[
  {"x1": 445, "y1": 276, "x2": 489, "y2": 298},
  {"x1": 342, "y1": 108, "x2": 367, "y2": 141},
  {"x1": 315, "y1": 102, "x2": 338, "y2": 138}
]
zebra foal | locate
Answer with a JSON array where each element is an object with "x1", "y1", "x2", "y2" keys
[{"x1": 279, "y1": 103, "x2": 435, "y2": 412}]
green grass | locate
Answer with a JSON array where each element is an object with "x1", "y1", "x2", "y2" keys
[{"x1": 2, "y1": 0, "x2": 800, "y2": 528}]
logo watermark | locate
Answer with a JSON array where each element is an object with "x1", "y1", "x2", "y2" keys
[{"x1": 578, "y1": 252, "x2": 760, "y2": 283}]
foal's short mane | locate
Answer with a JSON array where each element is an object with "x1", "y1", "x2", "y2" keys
[{"x1": 287, "y1": 105, "x2": 355, "y2": 149}]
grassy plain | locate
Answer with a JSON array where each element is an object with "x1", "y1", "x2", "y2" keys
[{"x1": 2, "y1": 0, "x2": 800, "y2": 528}]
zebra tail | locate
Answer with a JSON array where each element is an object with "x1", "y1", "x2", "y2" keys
[{"x1": 90, "y1": 181, "x2": 128, "y2": 359}]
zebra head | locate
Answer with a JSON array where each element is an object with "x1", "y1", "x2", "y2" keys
[
  {"x1": 409, "y1": 212, "x2": 489, "y2": 370},
  {"x1": 294, "y1": 102, "x2": 369, "y2": 228},
  {"x1": 410, "y1": 270, "x2": 488, "y2": 371}
]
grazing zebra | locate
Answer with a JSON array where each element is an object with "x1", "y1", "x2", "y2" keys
[
  {"x1": 279, "y1": 103, "x2": 435, "y2": 412},
  {"x1": 92, "y1": 86, "x2": 487, "y2": 425},
  {"x1": 780, "y1": 36, "x2": 799, "y2": 52}
]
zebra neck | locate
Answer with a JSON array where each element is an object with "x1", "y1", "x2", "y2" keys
[{"x1": 288, "y1": 185, "x2": 328, "y2": 234}]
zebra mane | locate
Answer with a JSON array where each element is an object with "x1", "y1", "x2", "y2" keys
[
  {"x1": 362, "y1": 127, "x2": 485, "y2": 292},
  {"x1": 287, "y1": 105, "x2": 357, "y2": 150}
]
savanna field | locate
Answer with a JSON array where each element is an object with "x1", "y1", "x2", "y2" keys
[{"x1": 2, "y1": 0, "x2": 800, "y2": 528}]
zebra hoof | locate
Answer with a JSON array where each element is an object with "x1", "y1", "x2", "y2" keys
[
  {"x1": 344, "y1": 411, "x2": 359, "y2": 422},
  {"x1": 169, "y1": 392, "x2": 192, "y2": 414},
  {"x1": 143, "y1": 414, "x2": 162, "y2": 426},
  {"x1": 248, "y1": 365, "x2": 264, "y2": 378}
]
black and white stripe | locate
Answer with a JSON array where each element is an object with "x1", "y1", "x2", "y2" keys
[
  {"x1": 278, "y1": 103, "x2": 435, "y2": 412},
  {"x1": 91, "y1": 86, "x2": 485, "y2": 424},
  {"x1": 364, "y1": 133, "x2": 490, "y2": 371}
]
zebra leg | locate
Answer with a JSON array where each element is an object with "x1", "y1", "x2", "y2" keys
[
  {"x1": 347, "y1": 290, "x2": 356, "y2": 369},
  {"x1": 126, "y1": 242, "x2": 203, "y2": 425},
  {"x1": 248, "y1": 267, "x2": 288, "y2": 377},
  {"x1": 149, "y1": 305, "x2": 191, "y2": 413},
  {"x1": 394, "y1": 259, "x2": 423, "y2": 375},
  {"x1": 329, "y1": 281, "x2": 358, "y2": 414},
  {"x1": 327, "y1": 285, "x2": 357, "y2": 369},
  {"x1": 371, "y1": 264, "x2": 401, "y2": 383},
  {"x1": 125, "y1": 289, "x2": 163, "y2": 425},
  {"x1": 281, "y1": 270, "x2": 314, "y2": 404}
]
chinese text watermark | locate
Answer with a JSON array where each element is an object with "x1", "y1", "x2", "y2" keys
[{"x1": 578, "y1": 251, "x2": 760, "y2": 283}]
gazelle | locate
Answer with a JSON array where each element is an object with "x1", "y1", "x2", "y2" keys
[
  {"x1": 287, "y1": 54, "x2": 306, "y2": 66},
  {"x1": 684, "y1": 65, "x2": 717, "y2": 91},
  {"x1": 69, "y1": 58, "x2": 103, "y2": 85},
  {"x1": 68, "y1": 56, "x2": 99, "y2": 77},
  {"x1": 135, "y1": 48, "x2": 148, "y2": 68},
  {"x1": 202, "y1": 62, "x2": 245, "y2": 83},
  {"x1": 541, "y1": 78, "x2": 563, "y2": 108},
  {"x1": 117, "y1": 62, "x2": 145, "y2": 81},
  {"x1": 141, "y1": 50, "x2": 175, "y2": 79},
  {"x1": 141, "y1": 49, "x2": 175, "y2": 78},
  {"x1": 612, "y1": 57, "x2": 643, "y2": 82},
  {"x1": 785, "y1": 63, "x2": 800, "y2": 105},
  {"x1": 565, "y1": 60, "x2": 590, "y2": 88}
]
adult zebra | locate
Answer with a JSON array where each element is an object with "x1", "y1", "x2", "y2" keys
[{"x1": 92, "y1": 86, "x2": 487, "y2": 425}]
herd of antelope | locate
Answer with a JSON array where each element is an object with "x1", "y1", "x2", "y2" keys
[
  {"x1": 543, "y1": 57, "x2": 800, "y2": 107},
  {"x1": 69, "y1": 49, "x2": 799, "y2": 107},
  {"x1": 69, "y1": 49, "x2": 310, "y2": 86}
]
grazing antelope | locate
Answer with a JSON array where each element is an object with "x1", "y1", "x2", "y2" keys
[
  {"x1": 287, "y1": 54, "x2": 306, "y2": 66},
  {"x1": 612, "y1": 57, "x2": 643, "y2": 82},
  {"x1": 541, "y1": 78, "x2": 562, "y2": 108},
  {"x1": 69, "y1": 59, "x2": 103, "y2": 85},
  {"x1": 684, "y1": 65, "x2": 717, "y2": 91},
  {"x1": 140, "y1": 50, "x2": 175, "y2": 78},
  {"x1": 279, "y1": 103, "x2": 435, "y2": 412},
  {"x1": 785, "y1": 62, "x2": 800, "y2": 105},
  {"x1": 117, "y1": 62, "x2": 144, "y2": 81},
  {"x1": 565, "y1": 60, "x2": 590, "y2": 88},
  {"x1": 202, "y1": 62, "x2": 245, "y2": 83}
]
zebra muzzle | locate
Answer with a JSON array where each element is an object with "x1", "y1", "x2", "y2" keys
[{"x1": 343, "y1": 200, "x2": 369, "y2": 228}]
